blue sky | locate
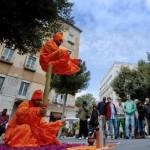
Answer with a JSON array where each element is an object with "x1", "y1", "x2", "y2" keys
[{"x1": 72, "y1": 0, "x2": 150, "y2": 100}]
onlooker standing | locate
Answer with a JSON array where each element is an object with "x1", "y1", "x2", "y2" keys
[
  {"x1": 137, "y1": 101, "x2": 145, "y2": 138},
  {"x1": 0, "y1": 109, "x2": 9, "y2": 136},
  {"x1": 97, "y1": 97, "x2": 106, "y2": 116},
  {"x1": 78, "y1": 101, "x2": 89, "y2": 139},
  {"x1": 123, "y1": 94, "x2": 136, "y2": 139},
  {"x1": 97, "y1": 97, "x2": 107, "y2": 136},
  {"x1": 115, "y1": 98, "x2": 125, "y2": 138},
  {"x1": 144, "y1": 98, "x2": 150, "y2": 136},
  {"x1": 105, "y1": 97, "x2": 117, "y2": 139},
  {"x1": 134, "y1": 99, "x2": 139, "y2": 138},
  {"x1": 89, "y1": 105, "x2": 99, "y2": 134}
]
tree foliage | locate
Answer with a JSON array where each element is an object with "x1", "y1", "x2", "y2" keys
[
  {"x1": 112, "y1": 53, "x2": 150, "y2": 101},
  {"x1": 75, "y1": 93, "x2": 96, "y2": 113},
  {"x1": 51, "y1": 61, "x2": 90, "y2": 95},
  {"x1": 51, "y1": 60, "x2": 90, "y2": 121},
  {"x1": 112, "y1": 67, "x2": 141, "y2": 100},
  {"x1": 0, "y1": 0, "x2": 74, "y2": 54}
]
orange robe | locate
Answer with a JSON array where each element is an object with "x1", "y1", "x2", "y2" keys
[
  {"x1": 39, "y1": 39, "x2": 80, "y2": 75},
  {"x1": 4, "y1": 101, "x2": 63, "y2": 147}
]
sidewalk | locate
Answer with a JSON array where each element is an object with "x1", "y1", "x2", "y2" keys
[
  {"x1": 1, "y1": 136, "x2": 150, "y2": 150},
  {"x1": 61, "y1": 137, "x2": 150, "y2": 150}
]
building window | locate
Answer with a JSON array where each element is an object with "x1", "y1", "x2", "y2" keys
[
  {"x1": 67, "y1": 33, "x2": 75, "y2": 54},
  {"x1": 50, "y1": 112, "x2": 62, "y2": 122},
  {"x1": 18, "y1": 81, "x2": 29, "y2": 96},
  {"x1": 52, "y1": 93, "x2": 64, "y2": 104},
  {"x1": 24, "y1": 56, "x2": 36, "y2": 71},
  {"x1": 67, "y1": 33, "x2": 75, "y2": 45},
  {"x1": 0, "y1": 76, "x2": 5, "y2": 90},
  {"x1": 1, "y1": 47, "x2": 14, "y2": 62},
  {"x1": 53, "y1": 94, "x2": 58, "y2": 104}
]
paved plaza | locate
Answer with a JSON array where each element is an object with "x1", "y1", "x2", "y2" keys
[
  {"x1": 116, "y1": 139, "x2": 150, "y2": 150},
  {"x1": 61, "y1": 137, "x2": 150, "y2": 150},
  {"x1": 0, "y1": 136, "x2": 150, "y2": 149}
]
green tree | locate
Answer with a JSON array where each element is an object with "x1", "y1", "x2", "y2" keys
[
  {"x1": 137, "y1": 53, "x2": 150, "y2": 98},
  {"x1": 51, "y1": 61, "x2": 90, "y2": 119},
  {"x1": 112, "y1": 53, "x2": 150, "y2": 101},
  {"x1": 0, "y1": 0, "x2": 74, "y2": 54},
  {"x1": 112, "y1": 67, "x2": 145, "y2": 100},
  {"x1": 75, "y1": 93, "x2": 96, "y2": 113}
]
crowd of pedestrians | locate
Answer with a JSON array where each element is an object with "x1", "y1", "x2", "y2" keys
[
  {"x1": 96, "y1": 95, "x2": 150, "y2": 139},
  {"x1": 77, "y1": 95, "x2": 150, "y2": 140},
  {"x1": 1, "y1": 95, "x2": 150, "y2": 141}
]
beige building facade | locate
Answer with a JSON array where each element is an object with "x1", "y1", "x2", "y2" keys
[
  {"x1": 0, "y1": 23, "x2": 81, "y2": 121},
  {"x1": 99, "y1": 62, "x2": 136, "y2": 103}
]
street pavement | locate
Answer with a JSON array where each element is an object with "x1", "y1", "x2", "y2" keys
[
  {"x1": 61, "y1": 137, "x2": 150, "y2": 150},
  {"x1": 0, "y1": 136, "x2": 150, "y2": 149},
  {"x1": 115, "y1": 139, "x2": 150, "y2": 150}
]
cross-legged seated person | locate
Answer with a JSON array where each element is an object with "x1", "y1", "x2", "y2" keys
[{"x1": 4, "y1": 90, "x2": 64, "y2": 147}]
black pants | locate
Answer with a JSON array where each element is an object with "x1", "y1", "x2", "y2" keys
[
  {"x1": 0, "y1": 127, "x2": 5, "y2": 136},
  {"x1": 79, "y1": 120, "x2": 88, "y2": 138},
  {"x1": 146, "y1": 117, "x2": 150, "y2": 135}
]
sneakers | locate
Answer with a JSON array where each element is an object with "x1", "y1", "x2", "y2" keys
[{"x1": 131, "y1": 136, "x2": 135, "y2": 139}]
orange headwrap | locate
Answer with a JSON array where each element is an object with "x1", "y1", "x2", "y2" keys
[
  {"x1": 53, "y1": 32, "x2": 63, "y2": 42},
  {"x1": 31, "y1": 89, "x2": 43, "y2": 101}
]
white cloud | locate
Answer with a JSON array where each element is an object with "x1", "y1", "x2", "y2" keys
[
  {"x1": 75, "y1": 90, "x2": 88, "y2": 98},
  {"x1": 72, "y1": 0, "x2": 150, "y2": 99},
  {"x1": 75, "y1": 90, "x2": 99, "y2": 101},
  {"x1": 145, "y1": 0, "x2": 150, "y2": 10}
]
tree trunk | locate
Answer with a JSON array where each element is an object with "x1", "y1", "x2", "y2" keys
[
  {"x1": 43, "y1": 65, "x2": 52, "y2": 105},
  {"x1": 58, "y1": 93, "x2": 68, "y2": 137},
  {"x1": 61, "y1": 93, "x2": 68, "y2": 120}
]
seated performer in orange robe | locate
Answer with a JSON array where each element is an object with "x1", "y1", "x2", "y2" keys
[
  {"x1": 4, "y1": 90, "x2": 64, "y2": 147},
  {"x1": 39, "y1": 32, "x2": 80, "y2": 75}
]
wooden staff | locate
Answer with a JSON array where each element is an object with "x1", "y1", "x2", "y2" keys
[{"x1": 43, "y1": 64, "x2": 52, "y2": 105}]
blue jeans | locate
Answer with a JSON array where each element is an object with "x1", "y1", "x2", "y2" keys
[
  {"x1": 138, "y1": 120, "x2": 144, "y2": 134},
  {"x1": 107, "y1": 119, "x2": 117, "y2": 138},
  {"x1": 125, "y1": 114, "x2": 135, "y2": 137}
]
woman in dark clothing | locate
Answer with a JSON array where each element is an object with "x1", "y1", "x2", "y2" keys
[
  {"x1": 78, "y1": 101, "x2": 89, "y2": 139},
  {"x1": 137, "y1": 101, "x2": 145, "y2": 138},
  {"x1": 89, "y1": 105, "x2": 99, "y2": 135},
  {"x1": 144, "y1": 98, "x2": 150, "y2": 136}
]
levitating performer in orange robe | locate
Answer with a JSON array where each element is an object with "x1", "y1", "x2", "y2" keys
[
  {"x1": 4, "y1": 90, "x2": 64, "y2": 147},
  {"x1": 39, "y1": 32, "x2": 80, "y2": 75}
]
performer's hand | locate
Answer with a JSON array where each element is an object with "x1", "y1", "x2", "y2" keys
[
  {"x1": 40, "y1": 107, "x2": 47, "y2": 116},
  {"x1": 62, "y1": 119, "x2": 66, "y2": 126},
  {"x1": 61, "y1": 48, "x2": 70, "y2": 53}
]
